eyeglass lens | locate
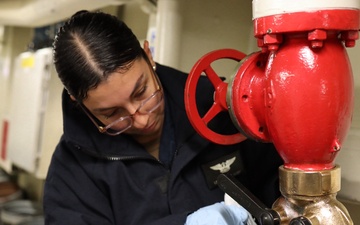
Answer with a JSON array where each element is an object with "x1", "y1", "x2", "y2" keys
[{"x1": 104, "y1": 90, "x2": 163, "y2": 135}]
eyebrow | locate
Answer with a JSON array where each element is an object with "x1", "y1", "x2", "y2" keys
[
  {"x1": 130, "y1": 73, "x2": 145, "y2": 97},
  {"x1": 92, "y1": 73, "x2": 145, "y2": 113}
]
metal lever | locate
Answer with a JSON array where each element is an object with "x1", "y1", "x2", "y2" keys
[{"x1": 217, "y1": 174, "x2": 280, "y2": 225}]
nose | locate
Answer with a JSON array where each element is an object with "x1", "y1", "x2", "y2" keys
[
  {"x1": 125, "y1": 102, "x2": 149, "y2": 128},
  {"x1": 132, "y1": 113, "x2": 149, "y2": 128}
]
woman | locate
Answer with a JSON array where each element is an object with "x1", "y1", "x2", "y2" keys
[{"x1": 44, "y1": 10, "x2": 283, "y2": 225}]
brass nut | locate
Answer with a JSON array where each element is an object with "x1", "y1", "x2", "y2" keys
[{"x1": 279, "y1": 165, "x2": 341, "y2": 196}]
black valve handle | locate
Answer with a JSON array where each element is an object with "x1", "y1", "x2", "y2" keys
[
  {"x1": 217, "y1": 174, "x2": 280, "y2": 225},
  {"x1": 290, "y1": 217, "x2": 312, "y2": 225}
]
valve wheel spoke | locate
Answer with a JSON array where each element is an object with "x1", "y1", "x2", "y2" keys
[
  {"x1": 203, "y1": 102, "x2": 223, "y2": 124},
  {"x1": 204, "y1": 65, "x2": 223, "y2": 87}
]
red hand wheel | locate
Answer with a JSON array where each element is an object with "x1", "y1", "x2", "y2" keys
[{"x1": 184, "y1": 49, "x2": 247, "y2": 145}]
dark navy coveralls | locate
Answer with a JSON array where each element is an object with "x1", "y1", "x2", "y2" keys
[{"x1": 43, "y1": 64, "x2": 283, "y2": 225}]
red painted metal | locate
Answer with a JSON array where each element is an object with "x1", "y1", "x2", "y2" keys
[
  {"x1": 254, "y1": 9, "x2": 360, "y2": 52},
  {"x1": 184, "y1": 49, "x2": 247, "y2": 145},
  {"x1": 263, "y1": 33, "x2": 354, "y2": 170},
  {"x1": 254, "y1": 10, "x2": 359, "y2": 37},
  {"x1": 228, "y1": 51, "x2": 271, "y2": 143},
  {"x1": 228, "y1": 33, "x2": 354, "y2": 170},
  {"x1": 185, "y1": 8, "x2": 358, "y2": 171}
]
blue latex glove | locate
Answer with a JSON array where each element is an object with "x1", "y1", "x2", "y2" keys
[{"x1": 185, "y1": 202, "x2": 248, "y2": 225}]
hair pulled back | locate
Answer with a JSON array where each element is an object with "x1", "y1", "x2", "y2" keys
[{"x1": 53, "y1": 10, "x2": 143, "y2": 101}]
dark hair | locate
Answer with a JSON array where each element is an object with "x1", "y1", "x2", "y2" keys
[{"x1": 53, "y1": 10, "x2": 144, "y2": 101}]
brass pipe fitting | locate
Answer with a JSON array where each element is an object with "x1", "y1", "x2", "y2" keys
[
  {"x1": 279, "y1": 165, "x2": 341, "y2": 196},
  {"x1": 272, "y1": 165, "x2": 353, "y2": 225}
]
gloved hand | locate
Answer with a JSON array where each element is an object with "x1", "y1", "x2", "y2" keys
[{"x1": 185, "y1": 202, "x2": 248, "y2": 225}]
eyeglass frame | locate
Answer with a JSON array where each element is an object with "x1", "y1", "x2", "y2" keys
[{"x1": 78, "y1": 61, "x2": 163, "y2": 136}]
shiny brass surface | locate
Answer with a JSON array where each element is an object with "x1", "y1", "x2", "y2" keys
[
  {"x1": 272, "y1": 165, "x2": 353, "y2": 225},
  {"x1": 279, "y1": 165, "x2": 341, "y2": 196}
]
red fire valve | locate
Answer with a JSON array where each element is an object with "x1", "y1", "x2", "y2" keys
[{"x1": 185, "y1": 7, "x2": 359, "y2": 171}]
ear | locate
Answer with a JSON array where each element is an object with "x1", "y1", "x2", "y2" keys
[
  {"x1": 70, "y1": 95, "x2": 76, "y2": 101},
  {"x1": 143, "y1": 40, "x2": 155, "y2": 68}
]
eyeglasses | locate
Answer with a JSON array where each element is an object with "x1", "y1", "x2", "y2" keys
[{"x1": 80, "y1": 64, "x2": 163, "y2": 136}]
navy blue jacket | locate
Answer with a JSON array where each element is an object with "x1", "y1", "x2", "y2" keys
[{"x1": 43, "y1": 64, "x2": 283, "y2": 225}]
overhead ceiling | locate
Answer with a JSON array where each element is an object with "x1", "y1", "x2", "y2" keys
[{"x1": 0, "y1": 0, "x2": 130, "y2": 27}]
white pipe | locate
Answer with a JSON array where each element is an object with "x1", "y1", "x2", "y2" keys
[
  {"x1": 253, "y1": 0, "x2": 360, "y2": 19},
  {"x1": 154, "y1": 0, "x2": 182, "y2": 69}
]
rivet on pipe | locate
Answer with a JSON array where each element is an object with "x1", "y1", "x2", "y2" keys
[{"x1": 331, "y1": 139, "x2": 341, "y2": 153}]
